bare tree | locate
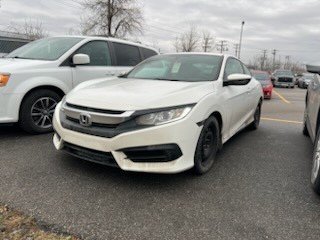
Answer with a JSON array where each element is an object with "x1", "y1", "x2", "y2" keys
[
  {"x1": 10, "y1": 19, "x2": 48, "y2": 40},
  {"x1": 202, "y1": 31, "x2": 214, "y2": 52},
  {"x1": 81, "y1": 0, "x2": 143, "y2": 38},
  {"x1": 173, "y1": 26, "x2": 200, "y2": 52}
]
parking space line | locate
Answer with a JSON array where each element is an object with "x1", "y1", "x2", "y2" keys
[
  {"x1": 273, "y1": 90, "x2": 291, "y2": 104},
  {"x1": 261, "y1": 117, "x2": 302, "y2": 124}
]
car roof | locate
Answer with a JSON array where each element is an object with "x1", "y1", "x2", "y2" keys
[{"x1": 45, "y1": 35, "x2": 159, "y2": 53}]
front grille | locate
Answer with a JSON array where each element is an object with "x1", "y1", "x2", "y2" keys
[
  {"x1": 66, "y1": 116, "x2": 119, "y2": 129},
  {"x1": 121, "y1": 144, "x2": 183, "y2": 163},
  {"x1": 63, "y1": 142, "x2": 119, "y2": 167},
  {"x1": 278, "y1": 77, "x2": 293, "y2": 83},
  {"x1": 66, "y1": 103, "x2": 125, "y2": 115}
]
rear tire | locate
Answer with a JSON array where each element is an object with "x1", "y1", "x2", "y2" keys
[
  {"x1": 194, "y1": 116, "x2": 220, "y2": 175},
  {"x1": 311, "y1": 128, "x2": 320, "y2": 194},
  {"x1": 19, "y1": 89, "x2": 61, "y2": 134},
  {"x1": 248, "y1": 103, "x2": 261, "y2": 130}
]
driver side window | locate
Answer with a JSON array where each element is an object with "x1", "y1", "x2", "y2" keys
[{"x1": 224, "y1": 58, "x2": 244, "y2": 79}]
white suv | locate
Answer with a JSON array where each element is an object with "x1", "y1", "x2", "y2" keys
[{"x1": 0, "y1": 36, "x2": 158, "y2": 133}]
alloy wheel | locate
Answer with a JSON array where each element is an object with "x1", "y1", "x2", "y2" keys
[
  {"x1": 311, "y1": 138, "x2": 320, "y2": 184},
  {"x1": 31, "y1": 97, "x2": 57, "y2": 129}
]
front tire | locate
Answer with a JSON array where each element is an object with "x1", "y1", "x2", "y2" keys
[
  {"x1": 311, "y1": 128, "x2": 320, "y2": 194},
  {"x1": 194, "y1": 116, "x2": 220, "y2": 175},
  {"x1": 19, "y1": 89, "x2": 61, "y2": 134}
]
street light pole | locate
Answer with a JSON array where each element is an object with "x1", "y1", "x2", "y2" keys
[{"x1": 238, "y1": 21, "x2": 245, "y2": 59}]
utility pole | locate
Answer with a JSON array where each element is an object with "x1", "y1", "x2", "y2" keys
[
  {"x1": 285, "y1": 55, "x2": 291, "y2": 69},
  {"x1": 202, "y1": 37, "x2": 213, "y2": 52},
  {"x1": 272, "y1": 49, "x2": 277, "y2": 71},
  {"x1": 262, "y1": 49, "x2": 267, "y2": 70},
  {"x1": 234, "y1": 44, "x2": 239, "y2": 57},
  {"x1": 238, "y1": 21, "x2": 245, "y2": 59},
  {"x1": 216, "y1": 40, "x2": 228, "y2": 54}
]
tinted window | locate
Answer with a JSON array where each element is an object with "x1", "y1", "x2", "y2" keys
[
  {"x1": 75, "y1": 41, "x2": 111, "y2": 66},
  {"x1": 224, "y1": 58, "x2": 244, "y2": 78},
  {"x1": 113, "y1": 42, "x2": 141, "y2": 66},
  {"x1": 6, "y1": 37, "x2": 83, "y2": 61},
  {"x1": 126, "y1": 54, "x2": 223, "y2": 82},
  {"x1": 141, "y1": 47, "x2": 157, "y2": 59}
]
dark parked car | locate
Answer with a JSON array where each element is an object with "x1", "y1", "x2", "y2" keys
[
  {"x1": 303, "y1": 62, "x2": 320, "y2": 194},
  {"x1": 298, "y1": 73, "x2": 315, "y2": 89},
  {"x1": 272, "y1": 69, "x2": 295, "y2": 88}
]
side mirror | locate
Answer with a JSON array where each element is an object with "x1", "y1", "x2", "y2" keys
[
  {"x1": 307, "y1": 63, "x2": 320, "y2": 74},
  {"x1": 224, "y1": 74, "x2": 252, "y2": 86},
  {"x1": 72, "y1": 54, "x2": 90, "y2": 66}
]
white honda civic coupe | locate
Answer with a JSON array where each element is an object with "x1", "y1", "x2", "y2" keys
[{"x1": 53, "y1": 53, "x2": 263, "y2": 174}]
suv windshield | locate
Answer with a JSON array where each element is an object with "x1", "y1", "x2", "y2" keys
[
  {"x1": 126, "y1": 54, "x2": 223, "y2": 82},
  {"x1": 275, "y1": 70, "x2": 293, "y2": 76},
  {"x1": 6, "y1": 37, "x2": 83, "y2": 61}
]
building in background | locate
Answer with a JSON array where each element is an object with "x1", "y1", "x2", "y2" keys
[{"x1": 0, "y1": 31, "x2": 30, "y2": 57}]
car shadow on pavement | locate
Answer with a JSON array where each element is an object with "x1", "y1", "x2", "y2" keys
[{"x1": 0, "y1": 125, "x2": 28, "y2": 137}]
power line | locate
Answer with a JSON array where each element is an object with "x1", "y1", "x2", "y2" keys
[{"x1": 217, "y1": 40, "x2": 228, "y2": 53}]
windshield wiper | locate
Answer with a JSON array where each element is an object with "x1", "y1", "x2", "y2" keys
[{"x1": 153, "y1": 78, "x2": 181, "y2": 81}]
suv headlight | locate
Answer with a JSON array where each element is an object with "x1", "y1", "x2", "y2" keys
[
  {"x1": 0, "y1": 73, "x2": 10, "y2": 87},
  {"x1": 135, "y1": 105, "x2": 193, "y2": 126}
]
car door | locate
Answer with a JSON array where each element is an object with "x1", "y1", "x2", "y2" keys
[
  {"x1": 242, "y1": 63, "x2": 258, "y2": 113},
  {"x1": 307, "y1": 74, "x2": 320, "y2": 140},
  {"x1": 71, "y1": 40, "x2": 116, "y2": 87},
  {"x1": 222, "y1": 57, "x2": 251, "y2": 136}
]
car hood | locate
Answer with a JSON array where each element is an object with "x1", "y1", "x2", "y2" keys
[
  {"x1": 0, "y1": 58, "x2": 54, "y2": 72},
  {"x1": 66, "y1": 78, "x2": 215, "y2": 111}
]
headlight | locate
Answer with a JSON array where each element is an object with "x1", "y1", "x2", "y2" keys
[
  {"x1": 0, "y1": 73, "x2": 10, "y2": 87},
  {"x1": 60, "y1": 96, "x2": 66, "y2": 112},
  {"x1": 135, "y1": 106, "x2": 193, "y2": 126}
]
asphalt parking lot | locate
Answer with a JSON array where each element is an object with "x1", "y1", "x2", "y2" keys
[{"x1": 1, "y1": 87, "x2": 320, "y2": 240}]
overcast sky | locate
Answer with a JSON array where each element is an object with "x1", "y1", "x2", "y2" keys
[{"x1": 0, "y1": 0, "x2": 319, "y2": 64}]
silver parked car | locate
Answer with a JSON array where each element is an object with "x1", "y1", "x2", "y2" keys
[
  {"x1": 303, "y1": 62, "x2": 320, "y2": 193},
  {"x1": 298, "y1": 73, "x2": 315, "y2": 89}
]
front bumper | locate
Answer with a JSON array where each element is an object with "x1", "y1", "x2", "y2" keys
[
  {"x1": 0, "y1": 90, "x2": 23, "y2": 123},
  {"x1": 53, "y1": 102, "x2": 202, "y2": 173}
]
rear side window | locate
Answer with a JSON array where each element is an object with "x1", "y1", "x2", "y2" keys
[
  {"x1": 113, "y1": 42, "x2": 142, "y2": 66},
  {"x1": 75, "y1": 41, "x2": 111, "y2": 66},
  {"x1": 141, "y1": 47, "x2": 158, "y2": 60}
]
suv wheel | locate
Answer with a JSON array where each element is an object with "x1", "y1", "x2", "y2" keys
[{"x1": 20, "y1": 89, "x2": 61, "y2": 134}]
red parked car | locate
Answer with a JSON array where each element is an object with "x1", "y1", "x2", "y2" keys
[{"x1": 252, "y1": 70, "x2": 273, "y2": 99}]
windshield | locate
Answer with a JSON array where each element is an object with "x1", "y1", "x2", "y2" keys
[
  {"x1": 126, "y1": 54, "x2": 223, "y2": 82},
  {"x1": 275, "y1": 70, "x2": 293, "y2": 76},
  {"x1": 303, "y1": 73, "x2": 314, "y2": 80},
  {"x1": 253, "y1": 73, "x2": 271, "y2": 86},
  {"x1": 6, "y1": 37, "x2": 83, "y2": 61}
]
